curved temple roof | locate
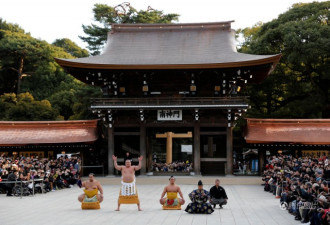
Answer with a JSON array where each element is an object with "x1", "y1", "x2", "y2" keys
[
  {"x1": 55, "y1": 22, "x2": 281, "y2": 70},
  {"x1": 0, "y1": 120, "x2": 98, "y2": 146},
  {"x1": 245, "y1": 118, "x2": 330, "y2": 145}
]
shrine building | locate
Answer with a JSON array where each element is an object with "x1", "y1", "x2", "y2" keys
[{"x1": 55, "y1": 22, "x2": 281, "y2": 175}]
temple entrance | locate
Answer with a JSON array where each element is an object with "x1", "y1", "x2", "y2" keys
[
  {"x1": 200, "y1": 128, "x2": 227, "y2": 175},
  {"x1": 149, "y1": 128, "x2": 193, "y2": 173}
]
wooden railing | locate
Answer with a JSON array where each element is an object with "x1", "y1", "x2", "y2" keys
[{"x1": 90, "y1": 97, "x2": 249, "y2": 110}]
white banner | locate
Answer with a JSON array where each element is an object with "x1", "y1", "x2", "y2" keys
[
  {"x1": 157, "y1": 110, "x2": 182, "y2": 121},
  {"x1": 181, "y1": 145, "x2": 193, "y2": 154}
]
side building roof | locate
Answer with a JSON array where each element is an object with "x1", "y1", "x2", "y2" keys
[
  {"x1": 245, "y1": 118, "x2": 330, "y2": 145},
  {"x1": 0, "y1": 120, "x2": 98, "y2": 146}
]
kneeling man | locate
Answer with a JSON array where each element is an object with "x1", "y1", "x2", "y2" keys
[
  {"x1": 78, "y1": 173, "x2": 104, "y2": 208},
  {"x1": 210, "y1": 179, "x2": 228, "y2": 209},
  {"x1": 160, "y1": 176, "x2": 185, "y2": 209}
]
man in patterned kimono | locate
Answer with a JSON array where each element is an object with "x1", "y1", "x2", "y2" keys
[{"x1": 185, "y1": 180, "x2": 214, "y2": 214}]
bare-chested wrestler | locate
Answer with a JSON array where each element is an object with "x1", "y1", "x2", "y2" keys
[
  {"x1": 78, "y1": 173, "x2": 104, "y2": 203},
  {"x1": 160, "y1": 176, "x2": 185, "y2": 209},
  {"x1": 112, "y1": 155, "x2": 143, "y2": 211}
]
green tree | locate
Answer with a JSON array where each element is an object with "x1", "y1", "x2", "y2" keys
[
  {"x1": 52, "y1": 38, "x2": 89, "y2": 58},
  {"x1": 0, "y1": 18, "x2": 25, "y2": 33},
  {"x1": 0, "y1": 30, "x2": 56, "y2": 94},
  {"x1": 0, "y1": 19, "x2": 101, "y2": 120},
  {"x1": 80, "y1": 3, "x2": 180, "y2": 55},
  {"x1": 239, "y1": 2, "x2": 330, "y2": 118},
  {"x1": 0, "y1": 92, "x2": 61, "y2": 121},
  {"x1": 69, "y1": 85, "x2": 102, "y2": 120}
]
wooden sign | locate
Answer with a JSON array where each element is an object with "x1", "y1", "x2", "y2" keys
[{"x1": 157, "y1": 110, "x2": 182, "y2": 121}]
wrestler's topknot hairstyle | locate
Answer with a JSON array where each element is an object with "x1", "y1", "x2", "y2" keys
[
  {"x1": 198, "y1": 180, "x2": 203, "y2": 186},
  {"x1": 169, "y1": 175, "x2": 175, "y2": 180}
]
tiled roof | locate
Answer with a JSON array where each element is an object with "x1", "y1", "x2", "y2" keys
[
  {"x1": 0, "y1": 120, "x2": 98, "y2": 145},
  {"x1": 245, "y1": 119, "x2": 330, "y2": 145}
]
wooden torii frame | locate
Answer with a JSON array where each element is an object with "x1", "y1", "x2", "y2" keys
[{"x1": 156, "y1": 132, "x2": 192, "y2": 164}]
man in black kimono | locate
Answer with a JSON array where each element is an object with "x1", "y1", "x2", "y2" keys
[
  {"x1": 209, "y1": 179, "x2": 228, "y2": 209},
  {"x1": 185, "y1": 180, "x2": 214, "y2": 214}
]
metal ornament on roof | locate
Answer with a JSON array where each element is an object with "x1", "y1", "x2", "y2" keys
[{"x1": 226, "y1": 108, "x2": 248, "y2": 127}]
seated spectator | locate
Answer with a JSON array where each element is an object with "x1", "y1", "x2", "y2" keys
[
  {"x1": 262, "y1": 154, "x2": 330, "y2": 224},
  {"x1": 0, "y1": 155, "x2": 82, "y2": 195}
]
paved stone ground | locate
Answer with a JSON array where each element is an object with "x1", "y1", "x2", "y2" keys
[{"x1": 0, "y1": 178, "x2": 303, "y2": 225}]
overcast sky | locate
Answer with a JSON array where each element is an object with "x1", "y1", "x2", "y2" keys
[{"x1": 0, "y1": 0, "x2": 327, "y2": 49}]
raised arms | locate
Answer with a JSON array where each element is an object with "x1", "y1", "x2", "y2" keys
[
  {"x1": 134, "y1": 156, "x2": 143, "y2": 171},
  {"x1": 112, "y1": 155, "x2": 122, "y2": 171}
]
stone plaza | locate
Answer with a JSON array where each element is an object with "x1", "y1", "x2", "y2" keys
[{"x1": 0, "y1": 177, "x2": 303, "y2": 225}]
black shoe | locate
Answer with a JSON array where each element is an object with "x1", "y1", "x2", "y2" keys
[
  {"x1": 213, "y1": 204, "x2": 216, "y2": 209},
  {"x1": 300, "y1": 219, "x2": 309, "y2": 223},
  {"x1": 219, "y1": 204, "x2": 223, "y2": 209},
  {"x1": 6, "y1": 194, "x2": 13, "y2": 197},
  {"x1": 294, "y1": 216, "x2": 301, "y2": 221}
]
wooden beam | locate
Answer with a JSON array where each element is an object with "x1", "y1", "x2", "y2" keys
[
  {"x1": 108, "y1": 127, "x2": 115, "y2": 175},
  {"x1": 194, "y1": 122, "x2": 201, "y2": 175},
  {"x1": 258, "y1": 150, "x2": 265, "y2": 176},
  {"x1": 226, "y1": 127, "x2": 233, "y2": 175},
  {"x1": 166, "y1": 132, "x2": 173, "y2": 164},
  {"x1": 156, "y1": 132, "x2": 192, "y2": 138},
  {"x1": 140, "y1": 123, "x2": 147, "y2": 174},
  {"x1": 114, "y1": 132, "x2": 140, "y2": 136}
]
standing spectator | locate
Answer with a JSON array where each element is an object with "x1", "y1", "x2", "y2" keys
[{"x1": 124, "y1": 152, "x2": 132, "y2": 163}]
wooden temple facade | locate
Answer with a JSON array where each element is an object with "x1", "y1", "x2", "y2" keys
[
  {"x1": 245, "y1": 119, "x2": 330, "y2": 173},
  {"x1": 56, "y1": 22, "x2": 281, "y2": 175}
]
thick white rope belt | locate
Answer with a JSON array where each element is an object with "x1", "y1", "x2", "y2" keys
[{"x1": 121, "y1": 179, "x2": 136, "y2": 196}]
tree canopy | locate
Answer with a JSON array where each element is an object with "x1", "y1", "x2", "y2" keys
[
  {"x1": 0, "y1": 19, "x2": 101, "y2": 121},
  {"x1": 0, "y1": 92, "x2": 61, "y2": 121},
  {"x1": 80, "y1": 3, "x2": 180, "y2": 55},
  {"x1": 52, "y1": 38, "x2": 89, "y2": 58},
  {"x1": 239, "y1": 1, "x2": 330, "y2": 119}
]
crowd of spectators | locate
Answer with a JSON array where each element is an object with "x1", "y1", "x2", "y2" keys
[
  {"x1": 262, "y1": 154, "x2": 330, "y2": 224},
  {"x1": 0, "y1": 153, "x2": 81, "y2": 196},
  {"x1": 152, "y1": 160, "x2": 193, "y2": 172}
]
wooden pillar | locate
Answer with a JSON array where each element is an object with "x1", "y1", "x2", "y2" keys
[
  {"x1": 226, "y1": 127, "x2": 233, "y2": 175},
  {"x1": 107, "y1": 126, "x2": 115, "y2": 175},
  {"x1": 147, "y1": 135, "x2": 152, "y2": 172},
  {"x1": 194, "y1": 122, "x2": 201, "y2": 175},
  {"x1": 258, "y1": 149, "x2": 265, "y2": 175},
  {"x1": 156, "y1": 132, "x2": 192, "y2": 165},
  {"x1": 166, "y1": 132, "x2": 173, "y2": 164},
  {"x1": 140, "y1": 123, "x2": 147, "y2": 174}
]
